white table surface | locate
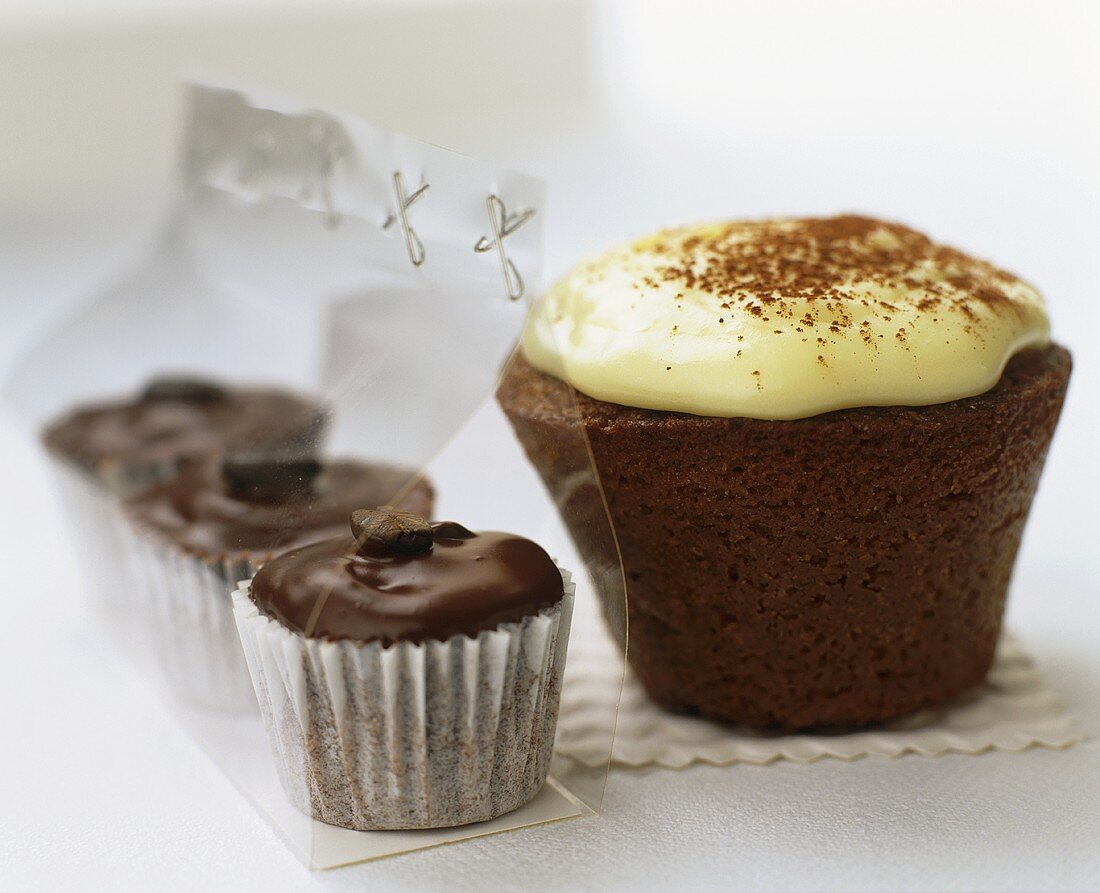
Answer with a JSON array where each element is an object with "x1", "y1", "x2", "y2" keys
[{"x1": 3, "y1": 54, "x2": 1100, "y2": 889}]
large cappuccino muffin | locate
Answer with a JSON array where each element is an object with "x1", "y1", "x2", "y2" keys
[{"x1": 497, "y1": 215, "x2": 1070, "y2": 731}]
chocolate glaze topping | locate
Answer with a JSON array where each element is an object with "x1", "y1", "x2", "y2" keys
[
  {"x1": 250, "y1": 511, "x2": 564, "y2": 644},
  {"x1": 127, "y1": 457, "x2": 433, "y2": 558},
  {"x1": 42, "y1": 376, "x2": 324, "y2": 470}
]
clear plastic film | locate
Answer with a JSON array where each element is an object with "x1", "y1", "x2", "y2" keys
[{"x1": 3, "y1": 84, "x2": 626, "y2": 868}]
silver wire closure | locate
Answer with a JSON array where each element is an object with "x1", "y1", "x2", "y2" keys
[
  {"x1": 474, "y1": 195, "x2": 536, "y2": 300},
  {"x1": 382, "y1": 171, "x2": 429, "y2": 267}
]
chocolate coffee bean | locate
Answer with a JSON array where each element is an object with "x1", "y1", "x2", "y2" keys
[
  {"x1": 142, "y1": 377, "x2": 227, "y2": 403},
  {"x1": 221, "y1": 452, "x2": 322, "y2": 501},
  {"x1": 351, "y1": 506, "x2": 434, "y2": 555}
]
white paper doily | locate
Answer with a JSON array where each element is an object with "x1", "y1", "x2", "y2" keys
[{"x1": 556, "y1": 616, "x2": 1085, "y2": 769}]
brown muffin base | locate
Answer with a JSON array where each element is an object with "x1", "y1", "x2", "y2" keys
[{"x1": 497, "y1": 345, "x2": 1071, "y2": 731}]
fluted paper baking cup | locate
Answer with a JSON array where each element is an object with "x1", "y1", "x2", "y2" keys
[
  {"x1": 46, "y1": 456, "x2": 164, "y2": 622},
  {"x1": 120, "y1": 523, "x2": 262, "y2": 712},
  {"x1": 232, "y1": 567, "x2": 575, "y2": 831}
]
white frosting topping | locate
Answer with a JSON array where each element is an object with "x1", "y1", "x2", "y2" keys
[{"x1": 523, "y1": 216, "x2": 1051, "y2": 419}]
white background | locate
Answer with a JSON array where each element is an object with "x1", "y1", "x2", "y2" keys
[{"x1": 2, "y1": 1, "x2": 1098, "y2": 890}]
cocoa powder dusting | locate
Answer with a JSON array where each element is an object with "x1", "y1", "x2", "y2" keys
[{"x1": 643, "y1": 215, "x2": 1028, "y2": 337}]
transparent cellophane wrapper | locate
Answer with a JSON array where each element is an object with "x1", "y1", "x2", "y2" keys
[{"x1": 2, "y1": 84, "x2": 626, "y2": 868}]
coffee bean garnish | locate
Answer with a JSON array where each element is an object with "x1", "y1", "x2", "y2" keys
[
  {"x1": 221, "y1": 452, "x2": 323, "y2": 502},
  {"x1": 351, "y1": 507, "x2": 433, "y2": 556},
  {"x1": 142, "y1": 377, "x2": 226, "y2": 403}
]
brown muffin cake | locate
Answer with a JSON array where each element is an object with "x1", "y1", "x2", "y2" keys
[
  {"x1": 122, "y1": 455, "x2": 433, "y2": 712},
  {"x1": 126, "y1": 454, "x2": 432, "y2": 561},
  {"x1": 39, "y1": 375, "x2": 328, "y2": 634},
  {"x1": 234, "y1": 508, "x2": 575, "y2": 830},
  {"x1": 498, "y1": 215, "x2": 1070, "y2": 731},
  {"x1": 500, "y1": 346, "x2": 1068, "y2": 730},
  {"x1": 43, "y1": 376, "x2": 326, "y2": 495}
]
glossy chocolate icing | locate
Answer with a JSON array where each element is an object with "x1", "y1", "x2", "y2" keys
[
  {"x1": 250, "y1": 518, "x2": 564, "y2": 644},
  {"x1": 42, "y1": 377, "x2": 324, "y2": 471},
  {"x1": 127, "y1": 457, "x2": 433, "y2": 558}
]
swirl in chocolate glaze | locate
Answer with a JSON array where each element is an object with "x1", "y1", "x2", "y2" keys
[{"x1": 250, "y1": 518, "x2": 564, "y2": 644}]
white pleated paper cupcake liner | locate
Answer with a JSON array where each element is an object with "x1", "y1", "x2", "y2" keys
[
  {"x1": 232, "y1": 567, "x2": 575, "y2": 831},
  {"x1": 120, "y1": 524, "x2": 263, "y2": 713},
  {"x1": 46, "y1": 457, "x2": 170, "y2": 623}
]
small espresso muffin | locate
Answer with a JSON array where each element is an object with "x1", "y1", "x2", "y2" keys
[
  {"x1": 43, "y1": 376, "x2": 325, "y2": 496},
  {"x1": 40, "y1": 376, "x2": 326, "y2": 624},
  {"x1": 232, "y1": 507, "x2": 574, "y2": 830},
  {"x1": 124, "y1": 455, "x2": 432, "y2": 711},
  {"x1": 498, "y1": 215, "x2": 1070, "y2": 731}
]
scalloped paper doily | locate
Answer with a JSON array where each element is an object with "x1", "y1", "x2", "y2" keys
[{"x1": 556, "y1": 624, "x2": 1084, "y2": 769}]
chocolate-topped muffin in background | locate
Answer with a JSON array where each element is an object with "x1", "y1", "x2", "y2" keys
[
  {"x1": 40, "y1": 376, "x2": 327, "y2": 627},
  {"x1": 497, "y1": 215, "x2": 1071, "y2": 731},
  {"x1": 233, "y1": 508, "x2": 574, "y2": 830},
  {"x1": 43, "y1": 376, "x2": 325, "y2": 496},
  {"x1": 123, "y1": 456, "x2": 433, "y2": 712}
]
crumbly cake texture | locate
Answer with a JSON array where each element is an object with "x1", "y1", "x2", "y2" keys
[
  {"x1": 522, "y1": 215, "x2": 1050, "y2": 419},
  {"x1": 233, "y1": 577, "x2": 575, "y2": 830},
  {"x1": 497, "y1": 345, "x2": 1070, "y2": 730}
]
